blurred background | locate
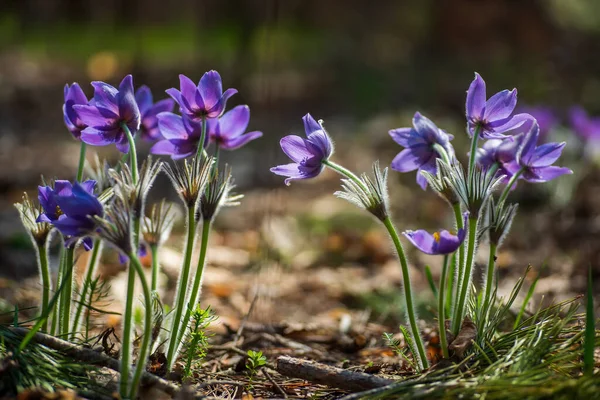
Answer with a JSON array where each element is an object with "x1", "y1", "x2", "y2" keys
[{"x1": 1, "y1": 0, "x2": 600, "y2": 328}]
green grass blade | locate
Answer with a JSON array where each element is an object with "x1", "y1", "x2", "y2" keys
[
  {"x1": 513, "y1": 272, "x2": 539, "y2": 330},
  {"x1": 584, "y1": 266, "x2": 595, "y2": 376},
  {"x1": 424, "y1": 265, "x2": 438, "y2": 299}
]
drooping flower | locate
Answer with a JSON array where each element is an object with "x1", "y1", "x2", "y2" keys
[
  {"x1": 74, "y1": 75, "x2": 141, "y2": 153},
  {"x1": 270, "y1": 113, "x2": 334, "y2": 185},
  {"x1": 466, "y1": 72, "x2": 530, "y2": 140},
  {"x1": 150, "y1": 113, "x2": 210, "y2": 159},
  {"x1": 166, "y1": 71, "x2": 237, "y2": 122},
  {"x1": 37, "y1": 180, "x2": 103, "y2": 250},
  {"x1": 389, "y1": 112, "x2": 455, "y2": 190},
  {"x1": 518, "y1": 105, "x2": 558, "y2": 137},
  {"x1": 403, "y1": 212, "x2": 469, "y2": 255},
  {"x1": 208, "y1": 105, "x2": 263, "y2": 150},
  {"x1": 63, "y1": 83, "x2": 89, "y2": 140},
  {"x1": 516, "y1": 122, "x2": 573, "y2": 183},
  {"x1": 568, "y1": 106, "x2": 600, "y2": 141},
  {"x1": 135, "y1": 85, "x2": 175, "y2": 141}
]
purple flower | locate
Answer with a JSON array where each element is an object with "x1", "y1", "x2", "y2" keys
[
  {"x1": 516, "y1": 122, "x2": 573, "y2": 183},
  {"x1": 150, "y1": 113, "x2": 209, "y2": 159},
  {"x1": 389, "y1": 112, "x2": 455, "y2": 190},
  {"x1": 208, "y1": 105, "x2": 263, "y2": 150},
  {"x1": 568, "y1": 106, "x2": 600, "y2": 141},
  {"x1": 63, "y1": 83, "x2": 89, "y2": 140},
  {"x1": 166, "y1": 71, "x2": 237, "y2": 122},
  {"x1": 466, "y1": 72, "x2": 530, "y2": 140},
  {"x1": 518, "y1": 105, "x2": 558, "y2": 137},
  {"x1": 270, "y1": 113, "x2": 333, "y2": 185},
  {"x1": 73, "y1": 75, "x2": 141, "y2": 153},
  {"x1": 403, "y1": 212, "x2": 469, "y2": 255},
  {"x1": 37, "y1": 180, "x2": 103, "y2": 250},
  {"x1": 135, "y1": 85, "x2": 175, "y2": 141}
]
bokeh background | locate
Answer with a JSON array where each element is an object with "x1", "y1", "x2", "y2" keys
[{"x1": 1, "y1": 0, "x2": 600, "y2": 327}]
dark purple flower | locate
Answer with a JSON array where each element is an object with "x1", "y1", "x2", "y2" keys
[
  {"x1": 270, "y1": 113, "x2": 333, "y2": 185},
  {"x1": 73, "y1": 75, "x2": 141, "y2": 153},
  {"x1": 37, "y1": 180, "x2": 103, "y2": 250},
  {"x1": 208, "y1": 105, "x2": 263, "y2": 150},
  {"x1": 135, "y1": 85, "x2": 175, "y2": 142},
  {"x1": 389, "y1": 112, "x2": 455, "y2": 190},
  {"x1": 568, "y1": 106, "x2": 600, "y2": 141},
  {"x1": 403, "y1": 212, "x2": 469, "y2": 255},
  {"x1": 516, "y1": 122, "x2": 573, "y2": 183},
  {"x1": 150, "y1": 113, "x2": 209, "y2": 159},
  {"x1": 466, "y1": 72, "x2": 530, "y2": 140},
  {"x1": 166, "y1": 71, "x2": 237, "y2": 122},
  {"x1": 63, "y1": 83, "x2": 89, "y2": 140},
  {"x1": 518, "y1": 105, "x2": 558, "y2": 137}
]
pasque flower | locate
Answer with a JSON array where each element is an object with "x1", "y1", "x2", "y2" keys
[
  {"x1": 403, "y1": 212, "x2": 469, "y2": 255},
  {"x1": 516, "y1": 122, "x2": 572, "y2": 183},
  {"x1": 74, "y1": 75, "x2": 141, "y2": 153},
  {"x1": 569, "y1": 106, "x2": 600, "y2": 141},
  {"x1": 135, "y1": 85, "x2": 175, "y2": 141},
  {"x1": 37, "y1": 180, "x2": 103, "y2": 250},
  {"x1": 270, "y1": 113, "x2": 333, "y2": 185},
  {"x1": 466, "y1": 73, "x2": 530, "y2": 140},
  {"x1": 518, "y1": 105, "x2": 558, "y2": 137},
  {"x1": 150, "y1": 113, "x2": 209, "y2": 159},
  {"x1": 63, "y1": 83, "x2": 89, "y2": 140},
  {"x1": 389, "y1": 112, "x2": 455, "y2": 190},
  {"x1": 208, "y1": 105, "x2": 263, "y2": 150},
  {"x1": 166, "y1": 71, "x2": 237, "y2": 122}
]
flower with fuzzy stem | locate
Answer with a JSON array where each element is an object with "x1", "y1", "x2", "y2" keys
[
  {"x1": 135, "y1": 85, "x2": 175, "y2": 142},
  {"x1": 74, "y1": 75, "x2": 141, "y2": 153},
  {"x1": 389, "y1": 112, "x2": 455, "y2": 190},
  {"x1": 466, "y1": 72, "x2": 531, "y2": 140},
  {"x1": 63, "y1": 83, "x2": 89, "y2": 140},
  {"x1": 163, "y1": 156, "x2": 214, "y2": 209},
  {"x1": 403, "y1": 212, "x2": 469, "y2": 255},
  {"x1": 151, "y1": 113, "x2": 210, "y2": 159},
  {"x1": 334, "y1": 161, "x2": 390, "y2": 222},
  {"x1": 166, "y1": 71, "x2": 237, "y2": 122},
  {"x1": 207, "y1": 105, "x2": 263, "y2": 150},
  {"x1": 270, "y1": 113, "x2": 334, "y2": 185}
]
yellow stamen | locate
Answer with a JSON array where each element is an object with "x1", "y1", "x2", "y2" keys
[
  {"x1": 433, "y1": 231, "x2": 441, "y2": 242},
  {"x1": 55, "y1": 205, "x2": 63, "y2": 217}
]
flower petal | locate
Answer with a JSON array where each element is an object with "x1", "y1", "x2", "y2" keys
[
  {"x1": 390, "y1": 146, "x2": 431, "y2": 173},
  {"x1": 221, "y1": 130, "x2": 263, "y2": 150},
  {"x1": 80, "y1": 127, "x2": 119, "y2": 146},
  {"x1": 466, "y1": 72, "x2": 486, "y2": 119},
  {"x1": 517, "y1": 123, "x2": 539, "y2": 167},
  {"x1": 403, "y1": 230, "x2": 436, "y2": 255},
  {"x1": 483, "y1": 89, "x2": 517, "y2": 122},
  {"x1": 73, "y1": 105, "x2": 117, "y2": 129},
  {"x1": 280, "y1": 135, "x2": 313, "y2": 164},
  {"x1": 198, "y1": 70, "x2": 223, "y2": 110},
  {"x1": 179, "y1": 74, "x2": 199, "y2": 110},
  {"x1": 306, "y1": 130, "x2": 333, "y2": 160},
  {"x1": 135, "y1": 85, "x2": 153, "y2": 114},
  {"x1": 157, "y1": 112, "x2": 187, "y2": 140},
  {"x1": 117, "y1": 75, "x2": 140, "y2": 129},
  {"x1": 523, "y1": 166, "x2": 572, "y2": 183},
  {"x1": 531, "y1": 142, "x2": 566, "y2": 167},
  {"x1": 389, "y1": 128, "x2": 425, "y2": 147},
  {"x1": 91, "y1": 81, "x2": 119, "y2": 115},
  {"x1": 303, "y1": 113, "x2": 321, "y2": 135},
  {"x1": 217, "y1": 105, "x2": 250, "y2": 139}
]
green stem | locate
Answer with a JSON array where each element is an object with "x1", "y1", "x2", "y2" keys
[
  {"x1": 50, "y1": 246, "x2": 65, "y2": 336},
  {"x1": 498, "y1": 167, "x2": 525, "y2": 205},
  {"x1": 36, "y1": 242, "x2": 51, "y2": 332},
  {"x1": 452, "y1": 217, "x2": 478, "y2": 335},
  {"x1": 128, "y1": 254, "x2": 153, "y2": 399},
  {"x1": 323, "y1": 160, "x2": 369, "y2": 193},
  {"x1": 438, "y1": 255, "x2": 450, "y2": 359},
  {"x1": 482, "y1": 242, "x2": 498, "y2": 321},
  {"x1": 468, "y1": 125, "x2": 481, "y2": 181},
  {"x1": 119, "y1": 264, "x2": 136, "y2": 398},
  {"x1": 166, "y1": 208, "x2": 197, "y2": 369},
  {"x1": 432, "y1": 143, "x2": 451, "y2": 165},
  {"x1": 196, "y1": 117, "x2": 207, "y2": 160},
  {"x1": 121, "y1": 123, "x2": 138, "y2": 184},
  {"x1": 60, "y1": 247, "x2": 75, "y2": 338},
  {"x1": 76, "y1": 142, "x2": 87, "y2": 182},
  {"x1": 150, "y1": 244, "x2": 159, "y2": 292},
  {"x1": 71, "y1": 239, "x2": 102, "y2": 339},
  {"x1": 451, "y1": 203, "x2": 465, "y2": 320},
  {"x1": 176, "y1": 219, "x2": 211, "y2": 349},
  {"x1": 382, "y1": 217, "x2": 428, "y2": 370},
  {"x1": 446, "y1": 252, "x2": 455, "y2": 317}
]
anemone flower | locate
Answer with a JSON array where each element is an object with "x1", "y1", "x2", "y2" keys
[
  {"x1": 270, "y1": 113, "x2": 333, "y2": 185},
  {"x1": 74, "y1": 75, "x2": 141, "y2": 153},
  {"x1": 208, "y1": 105, "x2": 263, "y2": 150},
  {"x1": 63, "y1": 83, "x2": 89, "y2": 140},
  {"x1": 389, "y1": 112, "x2": 455, "y2": 190},
  {"x1": 150, "y1": 113, "x2": 209, "y2": 159},
  {"x1": 403, "y1": 212, "x2": 469, "y2": 255},
  {"x1": 518, "y1": 105, "x2": 558, "y2": 138},
  {"x1": 135, "y1": 85, "x2": 175, "y2": 141},
  {"x1": 166, "y1": 71, "x2": 237, "y2": 122}
]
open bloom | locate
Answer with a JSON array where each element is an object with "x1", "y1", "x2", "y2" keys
[
  {"x1": 389, "y1": 112, "x2": 455, "y2": 190},
  {"x1": 270, "y1": 113, "x2": 333, "y2": 185},
  {"x1": 466, "y1": 73, "x2": 530, "y2": 140},
  {"x1": 517, "y1": 122, "x2": 572, "y2": 183},
  {"x1": 135, "y1": 85, "x2": 175, "y2": 141},
  {"x1": 569, "y1": 106, "x2": 600, "y2": 141},
  {"x1": 151, "y1": 113, "x2": 209, "y2": 159},
  {"x1": 63, "y1": 83, "x2": 89, "y2": 140},
  {"x1": 208, "y1": 105, "x2": 263, "y2": 150},
  {"x1": 403, "y1": 212, "x2": 469, "y2": 255},
  {"x1": 166, "y1": 71, "x2": 237, "y2": 122},
  {"x1": 37, "y1": 180, "x2": 103, "y2": 250},
  {"x1": 518, "y1": 105, "x2": 558, "y2": 138},
  {"x1": 73, "y1": 75, "x2": 141, "y2": 153}
]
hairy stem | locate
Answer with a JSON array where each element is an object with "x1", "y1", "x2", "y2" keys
[
  {"x1": 121, "y1": 124, "x2": 138, "y2": 184},
  {"x1": 432, "y1": 143, "x2": 451, "y2": 165},
  {"x1": 197, "y1": 117, "x2": 207, "y2": 160},
  {"x1": 60, "y1": 247, "x2": 75, "y2": 338},
  {"x1": 467, "y1": 125, "x2": 481, "y2": 181},
  {"x1": 482, "y1": 242, "x2": 498, "y2": 323},
  {"x1": 120, "y1": 264, "x2": 136, "y2": 398},
  {"x1": 382, "y1": 217, "x2": 428, "y2": 370},
  {"x1": 71, "y1": 239, "x2": 102, "y2": 339},
  {"x1": 438, "y1": 255, "x2": 450, "y2": 359},
  {"x1": 50, "y1": 246, "x2": 65, "y2": 336},
  {"x1": 498, "y1": 167, "x2": 525, "y2": 205},
  {"x1": 451, "y1": 203, "x2": 465, "y2": 320},
  {"x1": 150, "y1": 244, "x2": 159, "y2": 292},
  {"x1": 76, "y1": 142, "x2": 87, "y2": 182},
  {"x1": 36, "y1": 241, "x2": 51, "y2": 332},
  {"x1": 323, "y1": 160, "x2": 369, "y2": 193},
  {"x1": 166, "y1": 208, "x2": 197, "y2": 369},
  {"x1": 452, "y1": 217, "x2": 478, "y2": 335}
]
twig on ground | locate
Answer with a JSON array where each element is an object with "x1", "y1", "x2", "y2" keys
[
  {"x1": 276, "y1": 355, "x2": 395, "y2": 392},
  {"x1": 263, "y1": 368, "x2": 288, "y2": 398},
  {"x1": 233, "y1": 290, "x2": 259, "y2": 345}
]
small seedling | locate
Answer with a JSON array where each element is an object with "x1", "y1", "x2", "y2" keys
[
  {"x1": 246, "y1": 350, "x2": 267, "y2": 390},
  {"x1": 182, "y1": 306, "x2": 217, "y2": 379}
]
